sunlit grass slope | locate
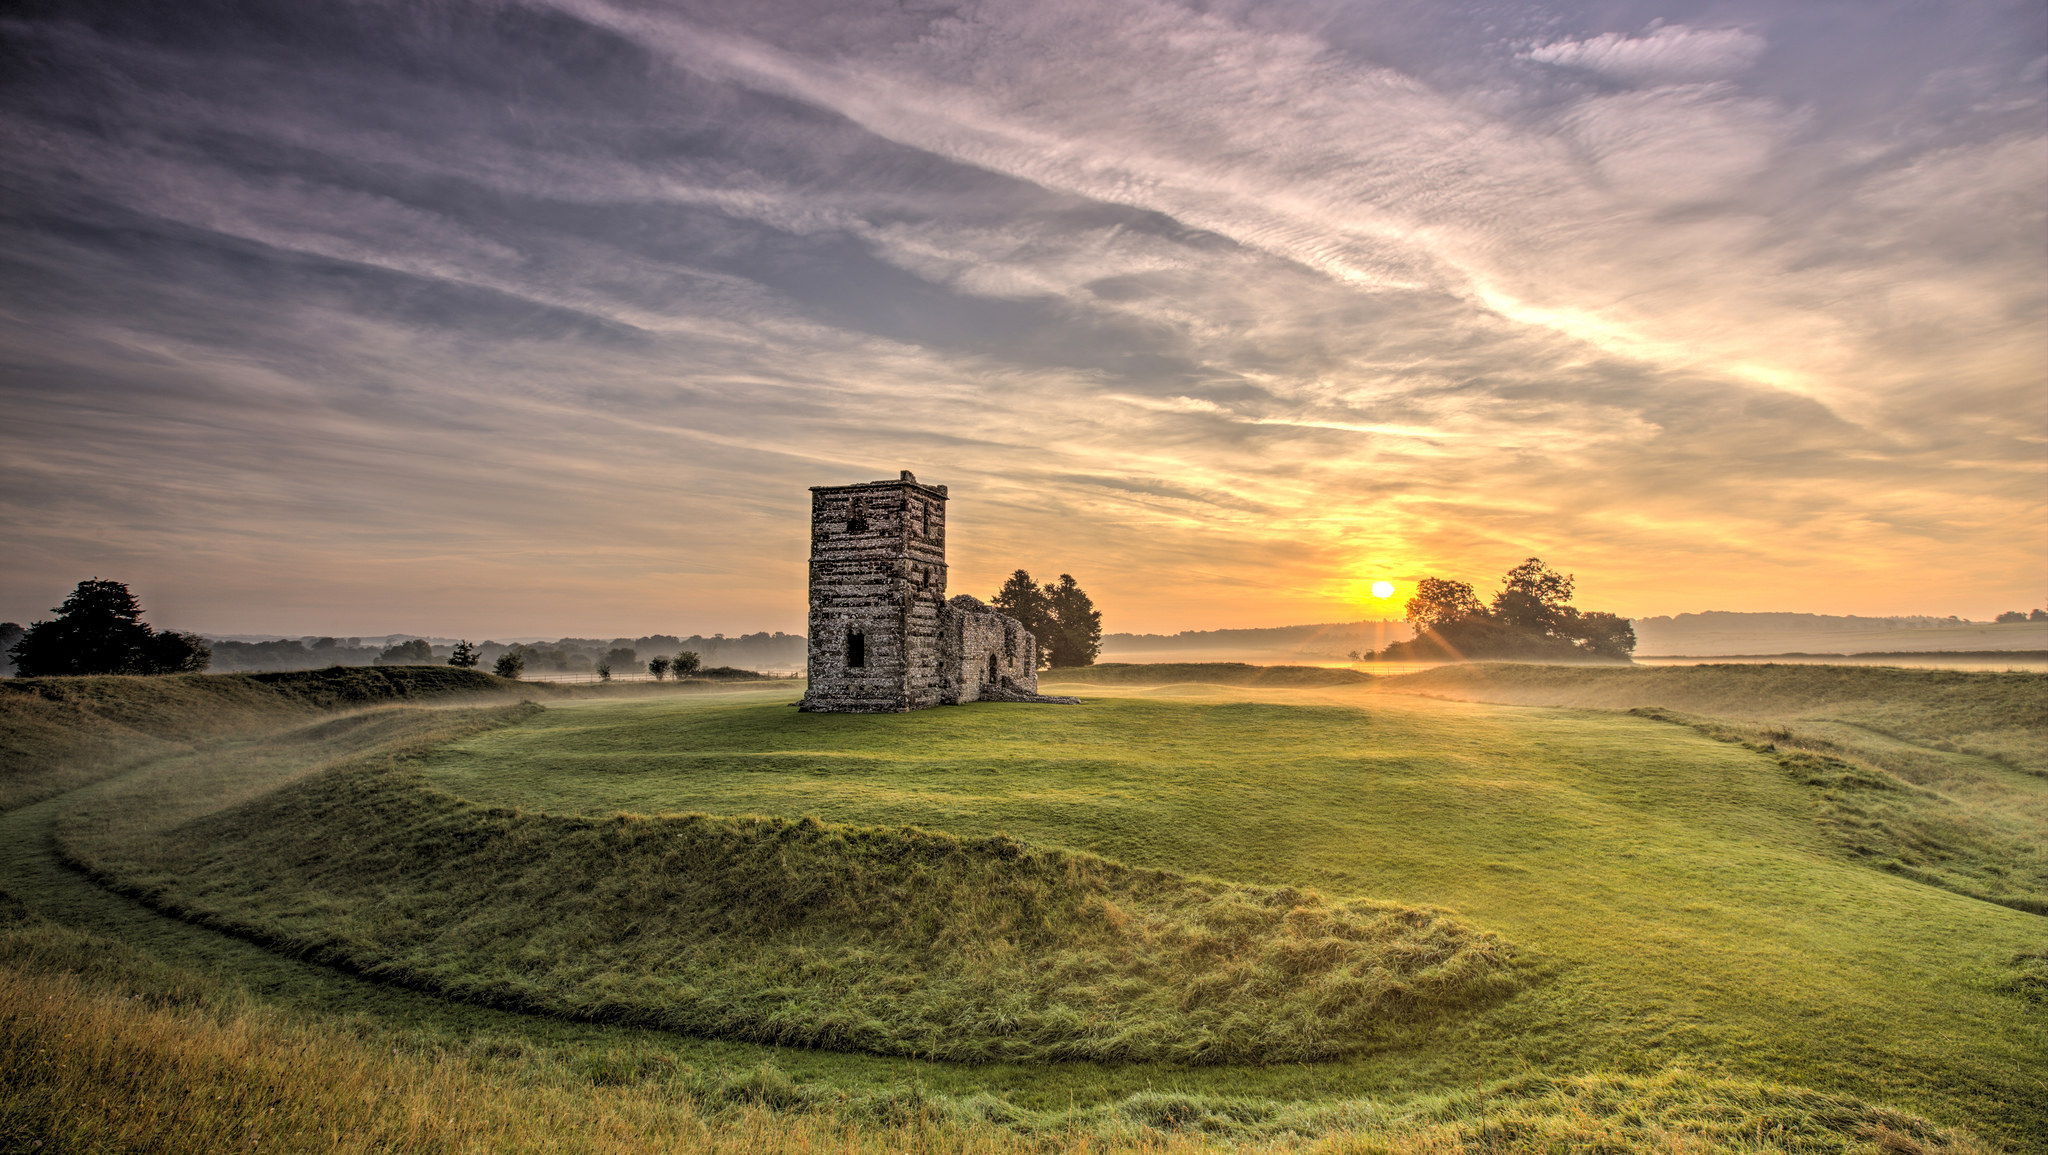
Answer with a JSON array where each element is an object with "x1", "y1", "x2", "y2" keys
[
  {"x1": 1378, "y1": 664, "x2": 2048, "y2": 915},
  {"x1": 381, "y1": 691, "x2": 2046, "y2": 1145},
  {"x1": 1384, "y1": 662, "x2": 2047, "y2": 772},
  {"x1": 65, "y1": 760, "x2": 1521, "y2": 1064},
  {"x1": 0, "y1": 666, "x2": 516, "y2": 810}
]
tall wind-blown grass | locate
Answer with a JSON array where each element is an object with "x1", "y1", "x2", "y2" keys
[
  {"x1": 63, "y1": 759, "x2": 1521, "y2": 1065},
  {"x1": 0, "y1": 913, "x2": 1988, "y2": 1155}
]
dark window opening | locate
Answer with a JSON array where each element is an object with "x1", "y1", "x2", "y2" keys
[
  {"x1": 847, "y1": 629, "x2": 865, "y2": 668},
  {"x1": 987, "y1": 653, "x2": 1000, "y2": 683},
  {"x1": 847, "y1": 501, "x2": 868, "y2": 534}
]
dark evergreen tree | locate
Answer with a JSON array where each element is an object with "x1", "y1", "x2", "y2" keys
[
  {"x1": 144, "y1": 630, "x2": 212, "y2": 673},
  {"x1": 0, "y1": 622, "x2": 23, "y2": 676},
  {"x1": 7, "y1": 579, "x2": 207, "y2": 676},
  {"x1": 447, "y1": 640, "x2": 480, "y2": 668},
  {"x1": 1042, "y1": 573, "x2": 1102, "y2": 668},
  {"x1": 991, "y1": 570, "x2": 1051, "y2": 640},
  {"x1": 493, "y1": 651, "x2": 525, "y2": 680}
]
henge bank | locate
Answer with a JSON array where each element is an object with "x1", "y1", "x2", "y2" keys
[{"x1": 800, "y1": 472, "x2": 1078, "y2": 713}]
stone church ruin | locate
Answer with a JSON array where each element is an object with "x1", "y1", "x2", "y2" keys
[{"x1": 801, "y1": 472, "x2": 1079, "y2": 712}]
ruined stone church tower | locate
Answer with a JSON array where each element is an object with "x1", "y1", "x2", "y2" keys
[{"x1": 801, "y1": 472, "x2": 1067, "y2": 713}]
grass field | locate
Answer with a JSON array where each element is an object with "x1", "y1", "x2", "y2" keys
[{"x1": 4, "y1": 664, "x2": 2043, "y2": 1152}]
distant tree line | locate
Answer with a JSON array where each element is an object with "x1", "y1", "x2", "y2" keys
[
  {"x1": 1378, "y1": 559, "x2": 1635, "y2": 663},
  {"x1": 180, "y1": 631, "x2": 807, "y2": 676},
  {"x1": 991, "y1": 570, "x2": 1103, "y2": 668},
  {"x1": 1995, "y1": 609, "x2": 2048, "y2": 624}
]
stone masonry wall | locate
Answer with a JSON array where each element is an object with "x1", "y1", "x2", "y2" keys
[
  {"x1": 801, "y1": 472, "x2": 949, "y2": 713},
  {"x1": 940, "y1": 595, "x2": 1039, "y2": 704}
]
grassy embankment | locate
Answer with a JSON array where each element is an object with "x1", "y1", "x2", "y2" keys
[
  {"x1": 0, "y1": 666, "x2": 520, "y2": 810},
  {"x1": 1378, "y1": 663, "x2": 2048, "y2": 915},
  {"x1": 62, "y1": 757, "x2": 1519, "y2": 1064},
  {"x1": 5, "y1": 909, "x2": 1988, "y2": 1154},
  {"x1": 6, "y1": 664, "x2": 2043, "y2": 1151}
]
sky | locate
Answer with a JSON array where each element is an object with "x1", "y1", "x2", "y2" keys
[{"x1": 0, "y1": 0, "x2": 2042, "y2": 638}]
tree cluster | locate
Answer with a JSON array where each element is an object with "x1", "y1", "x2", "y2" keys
[
  {"x1": 646, "y1": 651, "x2": 704, "y2": 680},
  {"x1": 1381, "y1": 559, "x2": 1635, "y2": 663},
  {"x1": 374, "y1": 639, "x2": 434, "y2": 665},
  {"x1": 1994, "y1": 609, "x2": 2048, "y2": 624},
  {"x1": 5, "y1": 580, "x2": 211, "y2": 677},
  {"x1": 991, "y1": 570, "x2": 1103, "y2": 668}
]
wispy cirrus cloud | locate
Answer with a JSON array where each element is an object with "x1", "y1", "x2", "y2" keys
[{"x1": 1522, "y1": 24, "x2": 1766, "y2": 83}]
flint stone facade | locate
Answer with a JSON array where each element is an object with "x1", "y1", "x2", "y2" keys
[{"x1": 800, "y1": 472, "x2": 1077, "y2": 713}]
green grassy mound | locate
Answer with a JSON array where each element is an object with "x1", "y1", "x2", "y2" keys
[
  {"x1": 66, "y1": 754, "x2": 1519, "y2": 1064},
  {"x1": 0, "y1": 666, "x2": 519, "y2": 811},
  {"x1": 1044, "y1": 662, "x2": 1374, "y2": 686},
  {"x1": 393, "y1": 692, "x2": 2044, "y2": 1146},
  {"x1": 1384, "y1": 662, "x2": 2047, "y2": 772},
  {"x1": 1628, "y1": 706, "x2": 2048, "y2": 915},
  {"x1": 1366, "y1": 664, "x2": 2048, "y2": 916}
]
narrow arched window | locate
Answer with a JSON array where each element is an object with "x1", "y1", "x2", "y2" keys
[
  {"x1": 847, "y1": 500, "x2": 868, "y2": 534},
  {"x1": 987, "y1": 653, "x2": 1000, "y2": 683},
  {"x1": 847, "y1": 628, "x2": 865, "y2": 668}
]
